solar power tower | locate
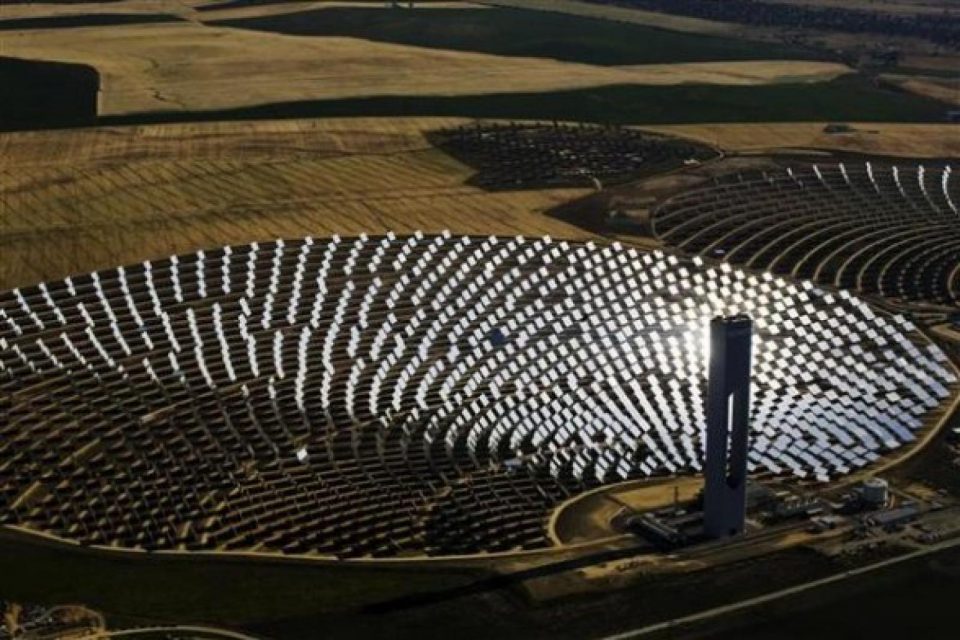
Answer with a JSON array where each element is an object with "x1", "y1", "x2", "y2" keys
[{"x1": 703, "y1": 315, "x2": 753, "y2": 539}]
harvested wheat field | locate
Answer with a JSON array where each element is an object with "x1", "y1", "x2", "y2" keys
[
  {"x1": 0, "y1": 1, "x2": 493, "y2": 21},
  {"x1": 614, "y1": 61, "x2": 846, "y2": 85},
  {"x1": 0, "y1": 17, "x2": 848, "y2": 117},
  {"x1": 196, "y1": 1, "x2": 496, "y2": 21},
  {"x1": 647, "y1": 122, "x2": 960, "y2": 158},
  {"x1": 0, "y1": 117, "x2": 594, "y2": 290}
]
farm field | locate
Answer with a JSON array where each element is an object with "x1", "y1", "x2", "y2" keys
[
  {"x1": 3, "y1": 1, "x2": 955, "y2": 132},
  {"x1": 209, "y1": 5, "x2": 820, "y2": 65},
  {"x1": 198, "y1": 1, "x2": 492, "y2": 18},
  {"x1": 646, "y1": 122, "x2": 960, "y2": 158},
  {"x1": 0, "y1": 117, "x2": 594, "y2": 290},
  {"x1": 85, "y1": 75, "x2": 954, "y2": 130},
  {"x1": 500, "y1": 0, "x2": 960, "y2": 73},
  {"x1": 881, "y1": 75, "x2": 960, "y2": 107},
  {"x1": 479, "y1": 0, "x2": 738, "y2": 36},
  {"x1": 0, "y1": 8, "x2": 846, "y2": 124}
]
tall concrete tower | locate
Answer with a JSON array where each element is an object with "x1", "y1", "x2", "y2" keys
[{"x1": 703, "y1": 315, "x2": 753, "y2": 539}]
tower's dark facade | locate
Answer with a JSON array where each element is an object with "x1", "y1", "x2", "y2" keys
[{"x1": 703, "y1": 315, "x2": 753, "y2": 539}]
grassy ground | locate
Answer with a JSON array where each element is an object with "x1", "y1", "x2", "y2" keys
[
  {"x1": 0, "y1": 15, "x2": 846, "y2": 120},
  {"x1": 647, "y1": 122, "x2": 960, "y2": 158},
  {"x1": 0, "y1": 529, "x2": 483, "y2": 628},
  {"x1": 166, "y1": 547, "x2": 842, "y2": 639},
  {"x1": 0, "y1": 117, "x2": 593, "y2": 289},
  {"x1": 3, "y1": 508, "x2": 957, "y2": 639},
  {"x1": 91, "y1": 75, "x2": 953, "y2": 129},
  {"x1": 211, "y1": 6, "x2": 823, "y2": 66},
  {"x1": 200, "y1": 0, "x2": 465, "y2": 10},
  {"x1": 703, "y1": 544, "x2": 960, "y2": 640},
  {"x1": 882, "y1": 74, "x2": 960, "y2": 107},
  {"x1": 483, "y1": 0, "x2": 738, "y2": 36},
  {"x1": 0, "y1": 524, "x2": 843, "y2": 640}
]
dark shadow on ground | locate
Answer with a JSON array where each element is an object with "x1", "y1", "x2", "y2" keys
[
  {"x1": 47, "y1": 75, "x2": 947, "y2": 134},
  {"x1": 0, "y1": 56, "x2": 99, "y2": 130},
  {"x1": 208, "y1": 6, "x2": 825, "y2": 66},
  {"x1": 4, "y1": 75, "x2": 952, "y2": 133},
  {"x1": 0, "y1": 14, "x2": 184, "y2": 31}
]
